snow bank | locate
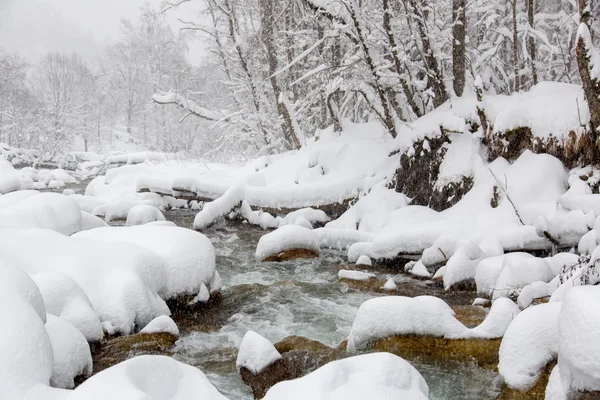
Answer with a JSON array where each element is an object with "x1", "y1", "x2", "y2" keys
[
  {"x1": 0, "y1": 260, "x2": 53, "y2": 398},
  {"x1": 70, "y1": 355, "x2": 227, "y2": 400},
  {"x1": 255, "y1": 225, "x2": 319, "y2": 261},
  {"x1": 498, "y1": 302, "x2": 561, "y2": 391},
  {"x1": 139, "y1": 315, "x2": 179, "y2": 336},
  {"x1": 45, "y1": 314, "x2": 93, "y2": 389},
  {"x1": 347, "y1": 295, "x2": 519, "y2": 352},
  {"x1": 126, "y1": 204, "x2": 166, "y2": 226},
  {"x1": 32, "y1": 271, "x2": 103, "y2": 342},
  {"x1": 73, "y1": 225, "x2": 218, "y2": 299},
  {"x1": 263, "y1": 353, "x2": 429, "y2": 400},
  {"x1": 236, "y1": 331, "x2": 282, "y2": 374},
  {"x1": 0, "y1": 155, "x2": 21, "y2": 194}
]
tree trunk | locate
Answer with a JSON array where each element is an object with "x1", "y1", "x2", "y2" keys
[
  {"x1": 512, "y1": 0, "x2": 520, "y2": 92},
  {"x1": 527, "y1": 0, "x2": 538, "y2": 86},
  {"x1": 576, "y1": 0, "x2": 600, "y2": 164},
  {"x1": 452, "y1": 0, "x2": 467, "y2": 96}
]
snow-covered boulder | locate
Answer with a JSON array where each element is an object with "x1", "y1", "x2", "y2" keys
[
  {"x1": 32, "y1": 271, "x2": 103, "y2": 342},
  {"x1": 125, "y1": 204, "x2": 166, "y2": 226},
  {"x1": 139, "y1": 315, "x2": 179, "y2": 336},
  {"x1": 280, "y1": 207, "x2": 330, "y2": 229},
  {"x1": 70, "y1": 355, "x2": 227, "y2": 400},
  {"x1": 0, "y1": 260, "x2": 53, "y2": 398},
  {"x1": 45, "y1": 314, "x2": 93, "y2": 389},
  {"x1": 236, "y1": 331, "x2": 283, "y2": 375},
  {"x1": 79, "y1": 211, "x2": 109, "y2": 231},
  {"x1": 347, "y1": 295, "x2": 519, "y2": 352},
  {"x1": 73, "y1": 225, "x2": 218, "y2": 299},
  {"x1": 356, "y1": 255, "x2": 372, "y2": 266},
  {"x1": 338, "y1": 269, "x2": 376, "y2": 281},
  {"x1": 442, "y1": 240, "x2": 484, "y2": 289},
  {"x1": 263, "y1": 353, "x2": 429, "y2": 400},
  {"x1": 498, "y1": 302, "x2": 561, "y2": 391},
  {"x1": 255, "y1": 225, "x2": 320, "y2": 261},
  {"x1": 383, "y1": 278, "x2": 397, "y2": 290},
  {"x1": 240, "y1": 200, "x2": 280, "y2": 229}
]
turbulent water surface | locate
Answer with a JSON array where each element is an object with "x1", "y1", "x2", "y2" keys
[{"x1": 165, "y1": 210, "x2": 501, "y2": 400}]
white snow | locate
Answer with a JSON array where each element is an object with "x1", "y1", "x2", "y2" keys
[
  {"x1": 45, "y1": 314, "x2": 93, "y2": 389},
  {"x1": 126, "y1": 204, "x2": 166, "y2": 226},
  {"x1": 263, "y1": 353, "x2": 429, "y2": 400},
  {"x1": 356, "y1": 255, "x2": 372, "y2": 266},
  {"x1": 0, "y1": 155, "x2": 21, "y2": 194},
  {"x1": 383, "y1": 278, "x2": 397, "y2": 290},
  {"x1": 255, "y1": 225, "x2": 320, "y2": 261},
  {"x1": 347, "y1": 295, "x2": 519, "y2": 352},
  {"x1": 32, "y1": 271, "x2": 103, "y2": 342},
  {"x1": 236, "y1": 330, "x2": 283, "y2": 374},
  {"x1": 194, "y1": 183, "x2": 245, "y2": 230},
  {"x1": 139, "y1": 315, "x2": 180, "y2": 336},
  {"x1": 70, "y1": 355, "x2": 227, "y2": 400},
  {"x1": 498, "y1": 302, "x2": 561, "y2": 391},
  {"x1": 338, "y1": 269, "x2": 376, "y2": 281}
]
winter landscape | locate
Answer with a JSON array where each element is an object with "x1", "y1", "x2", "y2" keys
[{"x1": 1, "y1": 0, "x2": 600, "y2": 399}]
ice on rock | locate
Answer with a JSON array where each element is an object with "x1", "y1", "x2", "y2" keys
[
  {"x1": 73, "y1": 225, "x2": 217, "y2": 299},
  {"x1": 347, "y1": 295, "x2": 519, "y2": 352},
  {"x1": 45, "y1": 314, "x2": 93, "y2": 389},
  {"x1": 557, "y1": 286, "x2": 600, "y2": 394},
  {"x1": 263, "y1": 353, "x2": 429, "y2": 400},
  {"x1": 498, "y1": 302, "x2": 561, "y2": 392},
  {"x1": 255, "y1": 224, "x2": 319, "y2": 261},
  {"x1": 32, "y1": 271, "x2": 103, "y2": 342},
  {"x1": 70, "y1": 355, "x2": 228, "y2": 400},
  {"x1": 139, "y1": 315, "x2": 179, "y2": 336},
  {"x1": 383, "y1": 278, "x2": 397, "y2": 291},
  {"x1": 356, "y1": 254, "x2": 372, "y2": 266},
  {"x1": 125, "y1": 204, "x2": 166, "y2": 226},
  {"x1": 338, "y1": 269, "x2": 376, "y2": 281},
  {"x1": 236, "y1": 331, "x2": 282, "y2": 375}
]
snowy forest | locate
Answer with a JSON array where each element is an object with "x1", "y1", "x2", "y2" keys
[{"x1": 3, "y1": 0, "x2": 600, "y2": 399}]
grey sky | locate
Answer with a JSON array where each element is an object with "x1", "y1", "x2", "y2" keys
[{"x1": 0, "y1": 0, "x2": 207, "y2": 65}]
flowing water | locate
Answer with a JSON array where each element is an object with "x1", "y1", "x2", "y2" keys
[{"x1": 164, "y1": 210, "x2": 502, "y2": 400}]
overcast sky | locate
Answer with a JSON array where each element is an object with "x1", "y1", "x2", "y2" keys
[{"x1": 0, "y1": 0, "x2": 207, "y2": 65}]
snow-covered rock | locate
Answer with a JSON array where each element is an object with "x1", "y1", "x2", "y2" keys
[
  {"x1": 263, "y1": 353, "x2": 429, "y2": 400},
  {"x1": 255, "y1": 225, "x2": 320, "y2": 261},
  {"x1": 236, "y1": 331, "x2": 282, "y2": 375},
  {"x1": 45, "y1": 314, "x2": 93, "y2": 389},
  {"x1": 70, "y1": 355, "x2": 227, "y2": 399},
  {"x1": 139, "y1": 315, "x2": 179, "y2": 336},
  {"x1": 125, "y1": 204, "x2": 166, "y2": 226},
  {"x1": 347, "y1": 295, "x2": 519, "y2": 352},
  {"x1": 356, "y1": 255, "x2": 372, "y2": 266},
  {"x1": 383, "y1": 278, "x2": 397, "y2": 291},
  {"x1": 32, "y1": 271, "x2": 103, "y2": 342},
  {"x1": 194, "y1": 183, "x2": 245, "y2": 230},
  {"x1": 498, "y1": 302, "x2": 561, "y2": 391},
  {"x1": 338, "y1": 269, "x2": 376, "y2": 281},
  {"x1": 73, "y1": 225, "x2": 218, "y2": 299}
]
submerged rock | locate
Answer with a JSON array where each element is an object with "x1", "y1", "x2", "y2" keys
[{"x1": 263, "y1": 248, "x2": 319, "y2": 262}]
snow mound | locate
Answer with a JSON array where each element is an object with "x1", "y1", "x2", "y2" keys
[
  {"x1": 475, "y1": 253, "x2": 554, "y2": 299},
  {"x1": 45, "y1": 314, "x2": 93, "y2": 389},
  {"x1": 240, "y1": 200, "x2": 280, "y2": 229},
  {"x1": 70, "y1": 355, "x2": 227, "y2": 399},
  {"x1": 347, "y1": 295, "x2": 519, "y2": 352},
  {"x1": 0, "y1": 155, "x2": 21, "y2": 194},
  {"x1": 383, "y1": 278, "x2": 397, "y2": 290},
  {"x1": 356, "y1": 255, "x2": 372, "y2": 266},
  {"x1": 80, "y1": 211, "x2": 109, "y2": 231},
  {"x1": 139, "y1": 315, "x2": 179, "y2": 336},
  {"x1": 73, "y1": 225, "x2": 218, "y2": 299},
  {"x1": 236, "y1": 331, "x2": 282, "y2": 375},
  {"x1": 280, "y1": 207, "x2": 330, "y2": 228},
  {"x1": 0, "y1": 260, "x2": 53, "y2": 398},
  {"x1": 263, "y1": 353, "x2": 429, "y2": 400},
  {"x1": 32, "y1": 271, "x2": 103, "y2": 342},
  {"x1": 255, "y1": 225, "x2": 319, "y2": 261},
  {"x1": 338, "y1": 269, "x2": 376, "y2": 281},
  {"x1": 498, "y1": 302, "x2": 561, "y2": 391},
  {"x1": 126, "y1": 204, "x2": 166, "y2": 226},
  {"x1": 557, "y1": 286, "x2": 600, "y2": 394},
  {"x1": 442, "y1": 240, "x2": 484, "y2": 289}
]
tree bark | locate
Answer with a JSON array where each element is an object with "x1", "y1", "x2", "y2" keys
[
  {"x1": 452, "y1": 0, "x2": 467, "y2": 96},
  {"x1": 512, "y1": 0, "x2": 520, "y2": 92},
  {"x1": 527, "y1": 0, "x2": 538, "y2": 86}
]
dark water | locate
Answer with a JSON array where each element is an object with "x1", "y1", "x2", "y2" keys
[{"x1": 164, "y1": 210, "x2": 502, "y2": 400}]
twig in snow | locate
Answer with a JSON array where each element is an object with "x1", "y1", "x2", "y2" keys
[{"x1": 488, "y1": 168, "x2": 524, "y2": 225}]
